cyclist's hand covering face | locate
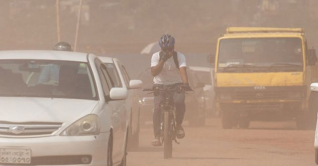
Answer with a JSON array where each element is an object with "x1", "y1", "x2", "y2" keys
[
  {"x1": 162, "y1": 48, "x2": 174, "y2": 61},
  {"x1": 161, "y1": 51, "x2": 170, "y2": 62},
  {"x1": 161, "y1": 48, "x2": 173, "y2": 62}
]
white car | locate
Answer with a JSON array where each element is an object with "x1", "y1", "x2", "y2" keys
[
  {"x1": 310, "y1": 83, "x2": 318, "y2": 165},
  {"x1": 189, "y1": 66, "x2": 216, "y2": 114},
  {"x1": 99, "y1": 56, "x2": 142, "y2": 151},
  {"x1": 0, "y1": 50, "x2": 128, "y2": 166}
]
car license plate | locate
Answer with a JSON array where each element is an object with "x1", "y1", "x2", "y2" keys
[{"x1": 0, "y1": 148, "x2": 31, "y2": 164}]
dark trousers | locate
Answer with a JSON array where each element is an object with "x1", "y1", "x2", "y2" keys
[{"x1": 153, "y1": 89, "x2": 185, "y2": 137}]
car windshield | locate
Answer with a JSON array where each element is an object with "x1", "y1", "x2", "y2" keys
[
  {"x1": 0, "y1": 60, "x2": 97, "y2": 99},
  {"x1": 218, "y1": 38, "x2": 303, "y2": 67}
]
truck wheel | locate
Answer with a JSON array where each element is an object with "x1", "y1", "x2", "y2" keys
[
  {"x1": 238, "y1": 117, "x2": 250, "y2": 129},
  {"x1": 307, "y1": 111, "x2": 317, "y2": 130},
  {"x1": 296, "y1": 112, "x2": 316, "y2": 130},
  {"x1": 222, "y1": 111, "x2": 234, "y2": 129},
  {"x1": 296, "y1": 115, "x2": 307, "y2": 130}
]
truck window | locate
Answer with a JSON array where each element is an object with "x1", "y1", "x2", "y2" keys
[{"x1": 218, "y1": 38, "x2": 303, "y2": 66}]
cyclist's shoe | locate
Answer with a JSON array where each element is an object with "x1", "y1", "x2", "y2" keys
[
  {"x1": 176, "y1": 124, "x2": 185, "y2": 139},
  {"x1": 151, "y1": 137, "x2": 162, "y2": 146}
]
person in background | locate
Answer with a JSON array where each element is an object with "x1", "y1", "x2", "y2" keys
[{"x1": 38, "y1": 42, "x2": 73, "y2": 84}]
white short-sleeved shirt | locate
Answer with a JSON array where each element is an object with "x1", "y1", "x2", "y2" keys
[{"x1": 151, "y1": 51, "x2": 186, "y2": 85}]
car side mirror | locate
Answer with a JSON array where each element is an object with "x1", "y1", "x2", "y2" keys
[
  {"x1": 307, "y1": 49, "x2": 317, "y2": 66},
  {"x1": 109, "y1": 88, "x2": 128, "y2": 100},
  {"x1": 310, "y1": 83, "x2": 318, "y2": 92},
  {"x1": 207, "y1": 54, "x2": 215, "y2": 64},
  {"x1": 129, "y1": 80, "x2": 143, "y2": 89}
]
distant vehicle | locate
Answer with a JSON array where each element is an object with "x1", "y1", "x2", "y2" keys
[
  {"x1": 0, "y1": 50, "x2": 128, "y2": 166},
  {"x1": 189, "y1": 66, "x2": 216, "y2": 115},
  {"x1": 133, "y1": 67, "x2": 206, "y2": 127},
  {"x1": 99, "y1": 56, "x2": 143, "y2": 151},
  {"x1": 213, "y1": 27, "x2": 318, "y2": 129},
  {"x1": 309, "y1": 83, "x2": 318, "y2": 165}
]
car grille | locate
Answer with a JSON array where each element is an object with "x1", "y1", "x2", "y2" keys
[
  {"x1": 0, "y1": 122, "x2": 62, "y2": 137},
  {"x1": 221, "y1": 103, "x2": 283, "y2": 112},
  {"x1": 239, "y1": 103, "x2": 283, "y2": 111},
  {"x1": 234, "y1": 91, "x2": 288, "y2": 100}
]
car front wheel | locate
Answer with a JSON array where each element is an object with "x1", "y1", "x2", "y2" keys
[
  {"x1": 107, "y1": 134, "x2": 113, "y2": 166},
  {"x1": 120, "y1": 129, "x2": 128, "y2": 166}
]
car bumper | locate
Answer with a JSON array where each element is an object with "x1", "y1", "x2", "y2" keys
[{"x1": 0, "y1": 132, "x2": 110, "y2": 166}]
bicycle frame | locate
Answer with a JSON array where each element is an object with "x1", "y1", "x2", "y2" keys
[
  {"x1": 143, "y1": 84, "x2": 189, "y2": 159},
  {"x1": 159, "y1": 88, "x2": 177, "y2": 144}
]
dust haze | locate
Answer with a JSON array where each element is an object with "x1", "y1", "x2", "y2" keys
[
  {"x1": 1, "y1": 1, "x2": 318, "y2": 166},
  {"x1": 1, "y1": 1, "x2": 316, "y2": 70}
]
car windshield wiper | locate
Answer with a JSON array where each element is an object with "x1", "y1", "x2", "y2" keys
[
  {"x1": 224, "y1": 63, "x2": 258, "y2": 68},
  {"x1": 269, "y1": 63, "x2": 302, "y2": 67}
]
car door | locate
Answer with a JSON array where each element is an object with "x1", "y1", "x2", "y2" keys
[
  {"x1": 95, "y1": 58, "x2": 126, "y2": 163},
  {"x1": 117, "y1": 62, "x2": 132, "y2": 117},
  {"x1": 103, "y1": 61, "x2": 128, "y2": 147},
  {"x1": 118, "y1": 64, "x2": 139, "y2": 134}
]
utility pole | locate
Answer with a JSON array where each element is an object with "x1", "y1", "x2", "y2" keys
[
  {"x1": 56, "y1": 0, "x2": 61, "y2": 42},
  {"x1": 74, "y1": 0, "x2": 83, "y2": 51}
]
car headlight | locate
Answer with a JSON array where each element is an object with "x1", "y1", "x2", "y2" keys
[
  {"x1": 288, "y1": 92, "x2": 301, "y2": 99},
  {"x1": 219, "y1": 93, "x2": 232, "y2": 100},
  {"x1": 139, "y1": 98, "x2": 145, "y2": 105},
  {"x1": 60, "y1": 114, "x2": 100, "y2": 136}
]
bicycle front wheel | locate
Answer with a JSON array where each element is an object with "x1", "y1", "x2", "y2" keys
[{"x1": 163, "y1": 111, "x2": 172, "y2": 159}]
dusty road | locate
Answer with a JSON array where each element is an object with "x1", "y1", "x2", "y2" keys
[{"x1": 128, "y1": 117, "x2": 316, "y2": 166}]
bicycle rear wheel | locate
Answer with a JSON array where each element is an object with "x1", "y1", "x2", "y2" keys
[{"x1": 163, "y1": 111, "x2": 172, "y2": 159}]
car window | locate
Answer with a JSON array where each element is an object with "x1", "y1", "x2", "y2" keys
[
  {"x1": 0, "y1": 60, "x2": 98, "y2": 99},
  {"x1": 104, "y1": 63, "x2": 122, "y2": 87},
  {"x1": 119, "y1": 65, "x2": 130, "y2": 87},
  {"x1": 101, "y1": 66, "x2": 114, "y2": 90},
  {"x1": 121, "y1": 65, "x2": 131, "y2": 81},
  {"x1": 95, "y1": 58, "x2": 112, "y2": 97}
]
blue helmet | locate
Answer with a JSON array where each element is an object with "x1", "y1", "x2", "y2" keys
[{"x1": 158, "y1": 34, "x2": 175, "y2": 50}]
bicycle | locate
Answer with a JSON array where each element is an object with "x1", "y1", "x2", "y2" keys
[{"x1": 144, "y1": 84, "x2": 191, "y2": 159}]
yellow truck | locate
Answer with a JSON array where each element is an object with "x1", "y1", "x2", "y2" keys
[{"x1": 212, "y1": 27, "x2": 318, "y2": 129}]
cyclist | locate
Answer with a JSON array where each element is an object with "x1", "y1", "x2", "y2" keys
[{"x1": 151, "y1": 34, "x2": 191, "y2": 146}]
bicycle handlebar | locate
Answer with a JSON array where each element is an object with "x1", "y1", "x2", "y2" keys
[{"x1": 142, "y1": 86, "x2": 193, "y2": 92}]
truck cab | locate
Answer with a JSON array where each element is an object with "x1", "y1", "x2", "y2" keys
[{"x1": 213, "y1": 27, "x2": 317, "y2": 129}]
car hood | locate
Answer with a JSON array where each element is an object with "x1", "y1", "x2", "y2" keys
[{"x1": 0, "y1": 97, "x2": 99, "y2": 123}]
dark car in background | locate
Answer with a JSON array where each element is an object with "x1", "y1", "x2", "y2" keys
[{"x1": 132, "y1": 67, "x2": 206, "y2": 127}]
